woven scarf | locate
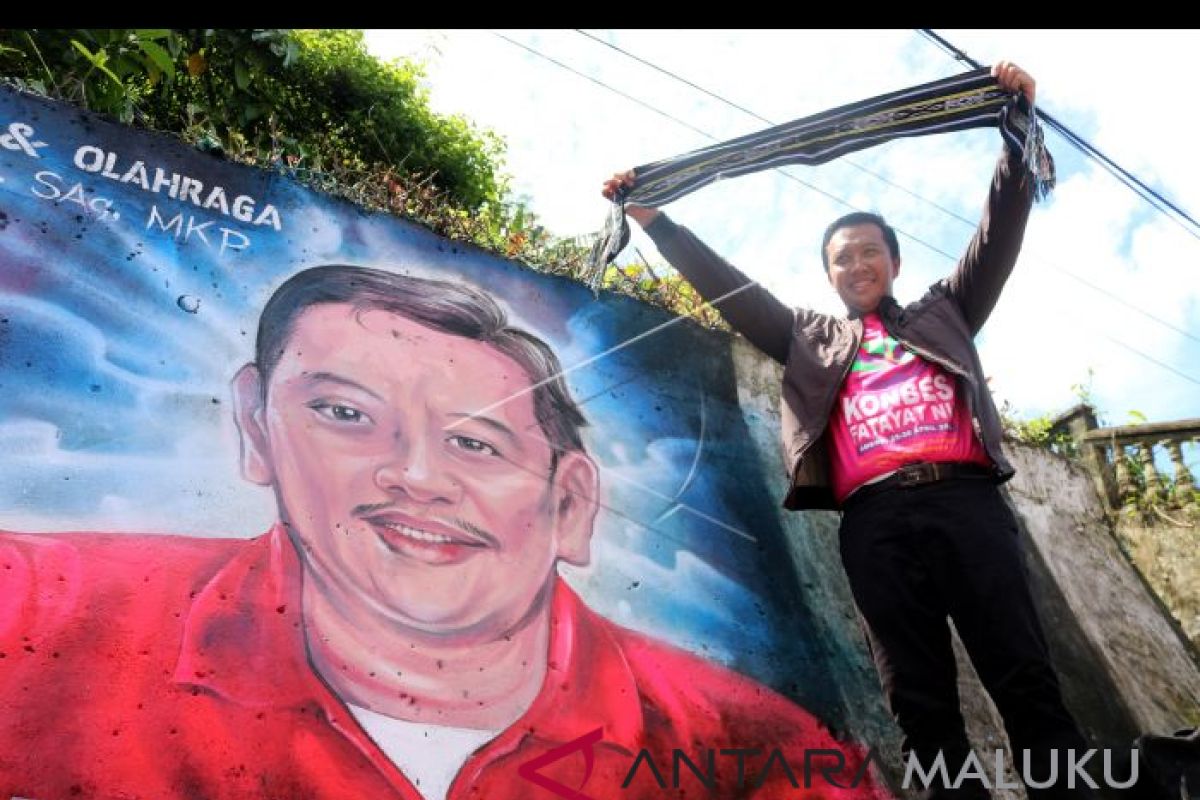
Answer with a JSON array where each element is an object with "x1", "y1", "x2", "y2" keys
[{"x1": 588, "y1": 66, "x2": 1054, "y2": 287}]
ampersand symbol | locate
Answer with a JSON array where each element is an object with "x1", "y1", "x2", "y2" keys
[{"x1": 0, "y1": 123, "x2": 48, "y2": 158}]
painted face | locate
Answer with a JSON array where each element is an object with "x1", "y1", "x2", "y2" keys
[
  {"x1": 234, "y1": 304, "x2": 596, "y2": 640},
  {"x1": 825, "y1": 223, "x2": 901, "y2": 313}
]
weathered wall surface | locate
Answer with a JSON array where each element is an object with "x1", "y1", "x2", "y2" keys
[
  {"x1": 1003, "y1": 442, "x2": 1200, "y2": 737},
  {"x1": 1114, "y1": 518, "x2": 1199, "y2": 650}
]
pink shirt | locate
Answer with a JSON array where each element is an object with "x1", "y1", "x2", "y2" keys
[{"x1": 827, "y1": 313, "x2": 991, "y2": 503}]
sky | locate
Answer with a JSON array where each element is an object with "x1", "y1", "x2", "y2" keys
[{"x1": 363, "y1": 29, "x2": 1200, "y2": 445}]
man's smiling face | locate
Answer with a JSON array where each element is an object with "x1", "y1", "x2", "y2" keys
[
  {"x1": 233, "y1": 304, "x2": 596, "y2": 640},
  {"x1": 825, "y1": 223, "x2": 901, "y2": 313}
]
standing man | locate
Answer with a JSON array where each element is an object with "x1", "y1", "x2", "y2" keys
[{"x1": 604, "y1": 61, "x2": 1093, "y2": 799}]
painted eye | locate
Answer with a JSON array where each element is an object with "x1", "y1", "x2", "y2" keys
[
  {"x1": 310, "y1": 402, "x2": 371, "y2": 425},
  {"x1": 448, "y1": 435, "x2": 500, "y2": 458}
]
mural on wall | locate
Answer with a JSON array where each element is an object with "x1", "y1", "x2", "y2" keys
[{"x1": 0, "y1": 89, "x2": 886, "y2": 799}]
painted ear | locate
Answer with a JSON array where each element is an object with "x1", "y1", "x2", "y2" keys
[
  {"x1": 230, "y1": 364, "x2": 275, "y2": 486},
  {"x1": 551, "y1": 450, "x2": 600, "y2": 567}
]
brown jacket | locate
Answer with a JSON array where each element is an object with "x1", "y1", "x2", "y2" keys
[{"x1": 643, "y1": 146, "x2": 1034, "y2": 510}]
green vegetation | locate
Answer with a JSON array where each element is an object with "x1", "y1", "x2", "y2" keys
[
  {"x1": 0, "y1": 29, "x2": 728, "y2": 328},
  {"x1": 0, "y1": 30, "x2": 501, "y2": 207}
]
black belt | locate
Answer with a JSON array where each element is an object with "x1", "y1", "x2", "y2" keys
[{"x1": 843, "y1": 462, "x2": 997, "y2": 508}]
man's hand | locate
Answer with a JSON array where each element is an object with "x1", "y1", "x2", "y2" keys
[
  {"x1": 991, "y1": 60, "x2": 1035, "y2": 105},
  {"x1": 601, "y1": 170, "x2": 660, "y2": 227}
]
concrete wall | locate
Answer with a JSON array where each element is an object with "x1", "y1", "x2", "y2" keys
[
  {"x1": 0, "y1": 85, "x2": 892, "y2": 797},
  {"x1": 1004, "y1": 443, "x2": 1200, "y2": 737},
  {"x1": 1114, "y1": 518, "x2": 1199, "y2": 650}
]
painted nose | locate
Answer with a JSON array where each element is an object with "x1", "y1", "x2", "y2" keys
[{"x1": 374, "y1": 435, "x2": 461, "y2": 506}]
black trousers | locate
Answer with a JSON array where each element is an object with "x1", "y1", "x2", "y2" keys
[{"x1": 839, "y1": 479, "x2": 1093, "y2": 800}]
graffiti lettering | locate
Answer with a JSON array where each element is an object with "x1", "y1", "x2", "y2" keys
[
  {"x1": 0, "y1": 122, "x2": 48, "y2": 158},
  {"x1": 145, "y1": 205, "x2": 250, "y2": 256},
  {"x1": 73, "y1": 145, "x2": 282, "y2": 231},
  {"x1": 29, "y1": 170, "x2": 119, "y2": 222}
]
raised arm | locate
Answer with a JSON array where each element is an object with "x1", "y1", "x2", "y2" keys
[
  {"x1": 947, "y1": 60, "x2": 1038, "y2": 335},
  {"x1": 602, "y1": 171, "x2": 795, "y2": 365}
]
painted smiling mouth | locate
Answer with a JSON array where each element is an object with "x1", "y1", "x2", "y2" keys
[
  {"x1": 364, "y1": 516, "x2": 487, "y2": 549},
  {"x1": 377, "y1": 520, "x2": 457, "y2": 544}
]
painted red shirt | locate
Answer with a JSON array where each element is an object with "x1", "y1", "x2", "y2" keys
[
  {"x1": 827, "y1": 313, "x2": 991, "y2": 503},
  {"x1": 0, "y1": 525, "x2": 890, "y2": 800}
]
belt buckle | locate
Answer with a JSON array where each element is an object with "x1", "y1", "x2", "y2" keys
[{"x1": 896, "y1": 462, "x2": 937, "y2": 487}]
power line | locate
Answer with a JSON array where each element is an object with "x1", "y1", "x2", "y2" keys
[
  {"x1": 573, "y1": 29, "x2": 1200, "y2": 349},
  {"x1": 492, "y1": 32, "x2": 712, "y2": 140},
  {"x1": 1101, "y1": 335, "x2": 1200, "y2": 389},
  {"x1": 491, "y1": 32, "x2": 959, "y2": 260},
  {"x1": 918, "y1": 28, "x2": 1200, "y2": 243},
  {"x1": 574, "y1": 29, "x2": 974, "y2": 229},
  {"x1": 489, "y1": 31, "x2": 1200, "y2": 387}
]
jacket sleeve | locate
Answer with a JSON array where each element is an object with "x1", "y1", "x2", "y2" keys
[
  {"x1": 946, "y1": 144, "x2": 1036, "y2": 336},
  {"x1": 643, "y1": 213, "x2": 794, "y2": 366}
]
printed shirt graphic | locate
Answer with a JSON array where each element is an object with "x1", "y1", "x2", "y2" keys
[{"x1": 827, "y1": 313, "x2": 991, "y2": 502}]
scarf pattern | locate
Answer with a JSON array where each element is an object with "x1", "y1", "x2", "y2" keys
[{"x1": 588, "y1": 67, "x2": 1054, "y2": 287}]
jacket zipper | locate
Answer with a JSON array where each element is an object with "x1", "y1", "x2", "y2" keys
[{"x1": 794, "y1": 319, "x2": 863, "y2": 468}]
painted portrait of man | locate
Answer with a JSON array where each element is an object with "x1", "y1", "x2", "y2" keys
[{"x1": 0, "y1": 265, "x2": 887, "y2": 800}]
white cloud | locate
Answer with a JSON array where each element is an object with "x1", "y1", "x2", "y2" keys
[
  {"x1": 364, "y1": 29, "x2": 1200, "y2": 426},
  {"x1": 0, "y1": 413, "x2": 275, "y2": 537},
  {"x1": 562, "y1": 523, "x2": 761, "y2": 668}
]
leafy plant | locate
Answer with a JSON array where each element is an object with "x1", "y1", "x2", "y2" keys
[
  {"x1": 0, "y1": 30, "x2": 502, "y2": 211},
  {"x1": 1, "y1": 29, "x2": 734, "y2": 330}
]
